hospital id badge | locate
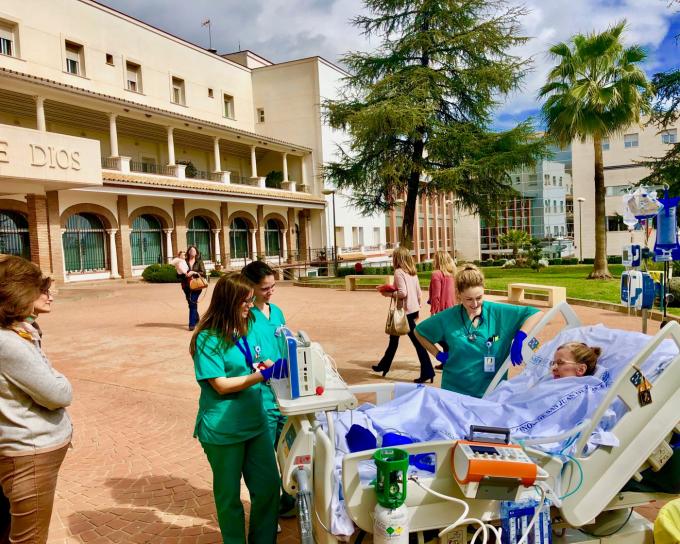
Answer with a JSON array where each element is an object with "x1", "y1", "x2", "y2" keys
[{"x1": 484, "y1": 356, "x2": 495, "y2": 373}]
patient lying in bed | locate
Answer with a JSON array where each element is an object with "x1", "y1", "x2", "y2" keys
[{"x1": 326, "y1": 326, "x2": 678, "y2": 536}]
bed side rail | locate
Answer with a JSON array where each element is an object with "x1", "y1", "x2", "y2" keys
[
  {"x1": 348, "y1": 383, "x2": 396, "y2": 406},
  {"x1": 560, "y1": 320, "x2": 680, "y2": 526},
  {"x1": 485, "y1": 301, "x2": 582, "y2": 395}
]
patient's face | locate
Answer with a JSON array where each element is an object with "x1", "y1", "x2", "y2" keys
[{"x1": 552, "y1": 347, "x2": 587, "y2": 379}]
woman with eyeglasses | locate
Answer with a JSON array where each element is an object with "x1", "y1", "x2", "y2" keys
[
  {"x1": 190, "y1": 272, "x2": 286, "y2": 543},
  {"x1": 551, "y1": 342, "x2": 600, "y2": 379},
  {"x1": 0, "y1": 256, "x2": 72, "y2": 543},
  {"x1": 241, "y1": 260, "x2": 297, "y2": 519},
  {"x1": 415, "y1": 264, "x2": 542, "y2": 398}
]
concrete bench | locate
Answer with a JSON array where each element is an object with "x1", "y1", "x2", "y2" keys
[
  {"x1": 345, "y1": 274, "x2": 394, "y2": 291},
  {"x1": 507, "y1": 282, "x2": 567, "y2": 307}
]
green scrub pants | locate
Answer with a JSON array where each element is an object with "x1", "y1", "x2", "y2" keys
[{"x1": 201, "y1": 431, "x2": 280, "y2": 544}]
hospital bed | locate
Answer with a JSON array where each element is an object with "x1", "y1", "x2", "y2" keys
[{"x1": 275, "y1": 302, "x2": 680, "y2": 543}]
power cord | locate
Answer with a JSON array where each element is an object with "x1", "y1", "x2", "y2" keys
[{"x1": 578, "y1": 508, "x2": 634, "y2": 538}]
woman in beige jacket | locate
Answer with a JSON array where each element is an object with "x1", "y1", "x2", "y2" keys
[{"x1": 373, "y1": 247, "x2": 434, "y2": 382}]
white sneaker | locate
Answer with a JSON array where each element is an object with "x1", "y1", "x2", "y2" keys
[{"x1": 277, "y1": 523, "x2": 282, "y2": 533}]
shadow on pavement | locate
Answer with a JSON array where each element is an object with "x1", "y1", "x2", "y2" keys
[
  {"x1": 135, "y1": 323, "x2": 188, "y2": 330},
  {"x1": 67, "y1": 507, "x2": 222, "y2": 542},
  {"x1": 105, "y1": 476, "x2": 216, "y2": 521}
]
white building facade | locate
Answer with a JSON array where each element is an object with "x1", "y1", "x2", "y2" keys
[{"x1": 0, "y1": 0, "x2": 334, "y2": 281}]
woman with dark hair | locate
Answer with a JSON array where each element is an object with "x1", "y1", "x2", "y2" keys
[
  {"x1": 183, "y1": 245, "x2": 207, "y2": 331},
  {"x1": 191, "y1": 272, "x2": 285, "y2": 543},
  {"x1": 0, "y1": 256, "x2": 72, "y2": 543},
  {"x1": 241, "y1": 260, "x2": 296, "y2": 517}
]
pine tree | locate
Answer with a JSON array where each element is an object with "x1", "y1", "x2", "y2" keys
[{"x1": 324, "y1": 0, "x2": 547, "y2": 248}]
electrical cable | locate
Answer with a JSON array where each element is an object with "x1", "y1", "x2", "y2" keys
[{"x1": 578, "y1": 508, "x2": 634, "y2": 538}]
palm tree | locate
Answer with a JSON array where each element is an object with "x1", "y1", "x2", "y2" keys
[
  {"x1": 539, "y1": 21, "x2": 651, "y2": 279},
  {"x1": 499, "y1": 229, "x2": 531, "y2": 262}
]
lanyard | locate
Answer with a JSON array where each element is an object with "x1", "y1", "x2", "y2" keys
[
  {"x1": 233, "y1": 335, "x2": 253, "y2": 366},
  {"x1": 460, "y1": 305, "x2": 484, "y2": 342}
]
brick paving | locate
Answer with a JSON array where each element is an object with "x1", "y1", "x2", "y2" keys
[{"x1": 35, "y1": 280, "x2": 667, "y2": 543}]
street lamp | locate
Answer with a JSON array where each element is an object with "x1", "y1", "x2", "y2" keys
[
  {"x1": 577, "y1": 197, "x2": 586, "y2": 262},
  {"x1": 322, "y1": 188, "x2": 338, "y2": 274}
]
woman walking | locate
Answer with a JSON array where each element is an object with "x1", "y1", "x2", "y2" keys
[
  {"x1": 372, "y1": 246, "x2": 434, "y2": 382},
  {"x1": 428, "y1": 251, "x2": 456, "y2": 370},
  {"x1": 0, "y1": 256, "x2": 73, "y2": 543},
  {"x1": 182, "y1": 245, "x2": 207, "y2": 331},
  {"x1": 191, "y1": 272, "x2": 284, "y2": 543}
]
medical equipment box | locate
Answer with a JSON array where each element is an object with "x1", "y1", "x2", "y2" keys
[
  {"x1": 620, "y1": 270, "x2": 655, "y2": 309},
  {"x1": 452, "y1": 440, "x2": 537, "y2": 488},
  {"x1": 280, "y1": 328, "x2": 326, "y2": 399},
  {"x1": 622, "y1": 244, "x2": 641, "y2": 267}
]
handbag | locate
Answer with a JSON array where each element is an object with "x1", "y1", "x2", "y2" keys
[
  {"x1": 189, "y1": 275, "x2": 209, "y2": 291},
  {"x1": 385, "y1": 296, "x2": 410, "y2": 336}
]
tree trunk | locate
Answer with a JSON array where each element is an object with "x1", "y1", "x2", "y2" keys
[
  {"x1": 589, "y1": 136, "x2": 612, "y2": 279},
  {"x1": 400, "y1": 137, "x2": 425, "y2": 249}
]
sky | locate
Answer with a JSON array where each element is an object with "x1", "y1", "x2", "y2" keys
[{"x1": 99, "y1": 0, "x2": 680, "y2": 130}]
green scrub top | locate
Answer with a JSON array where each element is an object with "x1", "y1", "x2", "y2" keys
[
  {"x1": 250, "y1": 303, "x2": 286, "y2": 412},
  {"x1": 193, "y1": 329, "x2": 266, "y2": 445},
  {"x1": 416, "y1": 300, "x2": 539, "y2": 398}
]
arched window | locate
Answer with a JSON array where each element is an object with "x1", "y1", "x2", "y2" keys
[
  {"x1": 63, "y1": 213, "x2": 107, "y2": 272},
  {"x1": 265, "y1": 219, "x2": 282, "y2": 256},
  {"x1": 187, "y1": 216, "x2": 212, "y2": 259},
  {"x1": 0, "y1": 210, "x2": 30, "y2": 259},
  {"x1": 131, "y1": 214, "x2": 163, "y2": 266},
  {"x1": 230, "y1": 218, "x2": 250, "y2": 259}
]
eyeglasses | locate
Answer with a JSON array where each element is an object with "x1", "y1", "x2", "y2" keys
[
  {"x1": 551, "y1": 360, "x2": 581, "y2": 368},
  {"x1": 260, "y1": 284, "x2": 276, "y2": 293},
  {"x1": 40, "y1": 288, "x2": 55, "y2": 297},
  {"x1": 242, "y1": 296, "x2": 256, "y2": 305}
]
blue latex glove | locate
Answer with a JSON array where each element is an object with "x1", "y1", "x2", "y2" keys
[
  {"x1": 436, "y1": 351, "x2": 449, "y2": 365},
  {"x1": 260, "y1": 358, "x2": 289, "y2": 381},
  {"x1": 510, "y1": 330, "x2": 527, "y2": 366}
]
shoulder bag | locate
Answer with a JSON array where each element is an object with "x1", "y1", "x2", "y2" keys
[{"x1": 385, "y1": 274, "x2": 410, "y2": 336}]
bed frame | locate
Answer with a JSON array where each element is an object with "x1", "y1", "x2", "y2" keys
[{"x1": 296, "y1": 303, "x2": 679, "y2": 543}]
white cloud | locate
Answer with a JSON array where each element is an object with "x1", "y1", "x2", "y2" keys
[{"x1": 100, "y1": 0, "x2": 676, "y2": 123}]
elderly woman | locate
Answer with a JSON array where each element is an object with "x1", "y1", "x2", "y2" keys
[{"x1": 0, "y1": 256, "x2": 72, "y2": 543}]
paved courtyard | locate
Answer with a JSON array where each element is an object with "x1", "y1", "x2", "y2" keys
[{"x1": 37, "y1": 280, "x2": 665, "y2": 543}]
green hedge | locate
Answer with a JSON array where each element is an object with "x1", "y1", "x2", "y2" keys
[{"x1": 142, "y1": 264, "x2": 182, "y2": 283}]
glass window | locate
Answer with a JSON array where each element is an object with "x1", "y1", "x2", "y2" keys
[
  {"x1": 264, "y1": 219, "x2": 281, "y2": 256},
  {"x1": 0, "y1": 21, "x2": 16, "y2": 57},
  {"x1": 257, "y1": 108, "x2": 265, "y2": 123},
  {"x1": 224, "y1": 94, "x2": 235, "y2": 118},
  {"x1": 186, "y1": 216, "x2": 212, "y2": 258},
  {"x1": 0, "y1": 210, "x2": 30, "y2": 258},
  {"x1": 601, "y1": 137, "x2": 610, "y2": 151},
  {"x1": 662, "y1": 129, "x2": 677, "y2": 145},
  {"x1": 624, "y1": 133, "x2": 639, "y2": 148},
  {"x1": 230, "y1": 218, "x2": 249, "y2": 259},
  {"x1": 552, "y1": 176, "x2": 556, "y2": 185},
  {"x1": 65, "y1": 41, "x2": 84, "y2": 76},
  {"x1": 130, "y1": 215, "x2": 163, "y2": 266},
  {"x1": 171, "y1": 76, "x2": 185, "y2": 105},
  {"x1": 63, "y1": 213, "x2": 107, "y2": 272},
  {"x1": 126, "y1": 62, "x2": 142, "y2": 92}
]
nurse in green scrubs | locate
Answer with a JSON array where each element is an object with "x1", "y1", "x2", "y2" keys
[
  {"x1": 191, "y1": 272, "x2": 286, "y2": 543},
  {"x1": 241, "y1": 260, "x2": 296, "y2": 517},
  {"x1": 415, "y1": 264, "x2": 543, "y2": 398}
]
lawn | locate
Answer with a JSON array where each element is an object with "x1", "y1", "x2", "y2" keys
[{"x1": 303, "y1": 264, "x2": 680, "y2": 316}]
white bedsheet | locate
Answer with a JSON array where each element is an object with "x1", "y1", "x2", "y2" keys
[{"x1": 324, "y1": 325, "x2": 678, "y2": 536}]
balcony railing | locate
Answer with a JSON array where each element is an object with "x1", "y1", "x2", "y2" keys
[
  {"x1": 101, "y1": 157, "x2": 118, "y2": 169},
  {"x1": 129, "y1": 161, "x2": 173, "y2": 176}
]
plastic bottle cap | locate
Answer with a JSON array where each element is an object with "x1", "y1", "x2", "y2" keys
[{"x1": 315, "y1": 386, "x2": 324, "y2": 395}]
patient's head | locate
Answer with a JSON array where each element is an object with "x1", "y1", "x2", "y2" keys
[{"x1": 552, "y1": 342, "x2": 601, "y2": 379}]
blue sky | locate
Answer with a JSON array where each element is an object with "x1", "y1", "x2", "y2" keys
[{"x1": 100, "y1": 0, "x2": 680, "y2": 131}]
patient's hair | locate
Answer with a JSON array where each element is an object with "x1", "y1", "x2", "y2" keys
[
  {"x1": 559, "y1": 342, "x2": 601, "y2": 376},
  {"x1": 455, "y1": 264, "x2": 485, "y2": 293}
]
